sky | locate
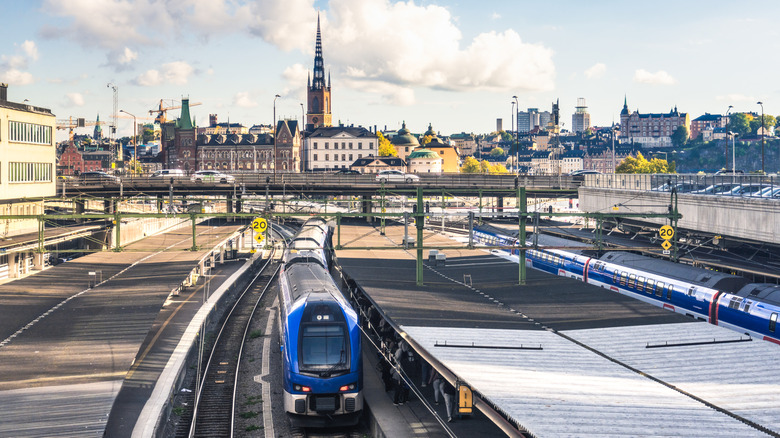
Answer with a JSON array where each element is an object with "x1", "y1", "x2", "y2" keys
[{"x1": 2, "y1": 0, "x2": 780, "y2": 142}]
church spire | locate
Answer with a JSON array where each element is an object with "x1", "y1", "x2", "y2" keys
[{"x1": 312, "y1": 12, "x2": 326, "y2": 91}]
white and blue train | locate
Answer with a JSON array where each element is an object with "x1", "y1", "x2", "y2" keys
[
  {"x1": 278, "y1": 218, "x2": 363, "y2": 427},
  {"x1": 474, "y1": 225, "x2": 780, "y2": 345}
]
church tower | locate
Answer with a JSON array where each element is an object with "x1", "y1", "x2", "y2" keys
[{"x1": 306, "y1": 14, "x2": 332, "y2": 130}]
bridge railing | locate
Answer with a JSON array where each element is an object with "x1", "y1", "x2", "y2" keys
[{"x1": 584, "y1": 173, "x2": 780, "y2": 194}]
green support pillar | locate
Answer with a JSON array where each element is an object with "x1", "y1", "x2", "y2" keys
[
  {"x1": 336, "y1": 213, "x2": 342, "y2": 249},
  {"x1": 671, "y1": 190, "x2": 679, "y2": 262},
  {"x1": 416, "y1": 187, "x2": 424, "y2": 286},
  {"x1": 113, "y1": 210, "x2": 122, "y2": 252},
  {"x1": 380, "y1": 189, "x2": 386, "y2": 235},
  {"x1": 190, "y1": 213, "x2": 198, "y2": 251},
  {"x1": 518, "y1": 187, "x2": 526, "y2": 285}
]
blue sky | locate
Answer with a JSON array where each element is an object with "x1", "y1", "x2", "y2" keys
[{"x1": 2, "y1": 0, "x2": 779, "y2": 141}]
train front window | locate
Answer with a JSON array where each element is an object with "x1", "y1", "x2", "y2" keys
[{"x1": 300, "y1": 324, "x2": 349, "y2": 374}]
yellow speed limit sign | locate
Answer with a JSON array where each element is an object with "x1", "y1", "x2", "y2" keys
[
  {"x1": 251, "y1": 217, "x2": 268, "y2": 233},
  {"x1": 659, "y1": 225, "x2": 674, "y2": 241}
]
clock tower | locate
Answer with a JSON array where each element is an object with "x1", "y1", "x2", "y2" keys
[{"x1": 306, "y1": 14, "x2": 331, "y2": 131}]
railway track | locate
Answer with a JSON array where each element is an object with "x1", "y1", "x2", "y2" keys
[{"x1": 186, "y1": 247, "x2": 281, "y2": 438}]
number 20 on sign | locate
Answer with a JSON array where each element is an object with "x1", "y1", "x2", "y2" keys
[{"x1": 659, "y1": 225, "x2": 674, "y2": 241}]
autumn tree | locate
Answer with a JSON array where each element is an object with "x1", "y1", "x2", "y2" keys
[
  {"x1": 377, "y1": 132, "x2": 397, "y2": 157},
  {"x1": 616, "y1": 152, "x2": 674, "y2": 174},
  {"x1": 490, "y1": 147, "x2": 505, "y2": 156},
  {"x1": 460, "y1": 156, "x2": 481, "y2": 173}
]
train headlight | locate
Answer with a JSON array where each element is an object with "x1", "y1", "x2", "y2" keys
[
  {"x1": 339, "y1": 383, "x2": 356, "y2": 392},
  {"x1": 293, "y1": 384, "x2": 311, "y2": 392}
]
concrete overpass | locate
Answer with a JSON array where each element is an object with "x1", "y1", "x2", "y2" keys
[{"x1": 579, "y1": 173, "x2": 780, "y2": 247}]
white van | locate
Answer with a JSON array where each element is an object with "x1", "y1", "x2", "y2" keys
[{"x1": 151, "y1": 169, "x2": 186, "y2": 178}]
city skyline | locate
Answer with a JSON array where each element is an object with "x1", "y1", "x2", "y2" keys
[{"x1": 2, "y1": 0, "x2": 779, "y2": 141}]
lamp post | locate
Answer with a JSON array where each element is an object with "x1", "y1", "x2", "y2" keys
[
  {"x1": 511, "y1": 100, "x2": 516, "y2": 172},
  {"x1": 726, "y1": 105, "x2": 734, "y2": 173},
  {"x1": 119, "y1": 109, "x2": 137, "y2": 175},
  {"x1": 611, "y1": 124, "x2": 617, "y2": 173},
  {"x1": 273, "y1": 94, "x2": 280, "y2": 180},
  {"x1": 513, "y1": 95, "x2": 519, "y2": 174},
  {"x1": 757, "y1": 101, "x2": 765, "y2": 173}
]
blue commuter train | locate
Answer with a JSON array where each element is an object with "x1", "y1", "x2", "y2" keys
[
  {"x1": 473, "y1": 225, "x2": 780, "y2": 345},
  {"x1": 278, "y1": 218, "x2": 363, "y2": 427}
]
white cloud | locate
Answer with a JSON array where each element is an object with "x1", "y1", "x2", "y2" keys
[
  {"x1": 135, "y1": 61, "x2": 194, "y2": 86},
  {"x1": 716, "y1": 93, "x2": 756, "y2": 102},
  {"x1": 633, "y1": 69, "x2": 676, "y2": 85},
  {"x1": 248, "y1": 0, "x2": 317, "y2": 52},
  {"x1": 162, "y1": 61, "x2": 194, "y2": 85},
  {"x1": 319, "y1": 0, "x2": 554, "y2": 103},
  {"x1": 66, "y1": 92, "x2": 85, "y2": 106},
  {"x1": 21, "y1": 41, "x2": 38, "y2": 60},
  {"x1": 136, "y1": 69, "x2": 162, "y2": 86},
  {"x1": 584, "y1": 63, "x2": 606, "y2": 79},
  {"x1": 492, "y1": 12, "x2": 501, "y2": 19},
  {"x1": 0, "y1": 69, "x2": 34, "y2": 85},
  {"x1": 233, "y1": 91, "x2": 257, "y2": 108}
]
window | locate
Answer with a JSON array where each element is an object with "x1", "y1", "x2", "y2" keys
[
  {"x1": 9, "y1": 121, "x2": 52, "y2": 145},
  {"x1": 628, "y1": 274, "x2": 636, "y2": 288},
  {"x1": 342, "y1": 142, "x2": 346, "y2": 149},
  {"x1": 9, "y1": 162, "x2": 52, "y2": 183},
  {"x1": 612, "y1": 270, "x2": 619, "y2": 283},
  {"x1": 325, "y1": 154, "x2": 329, "y2": 161},
  {"x1": 656, "y1": 281, "x2": 664, "y2": 297},
  {"x1": 325, "y1": 142, "x2": 329, "y2": 149},
  {"x1": 619, "y1": 272, "x2": 627, "y2": 286},
  {"x1": 358, "y1": 154, "x2": 362, "y2": 159},
  {"x1": 770, "y1": 313, "x2": 777, "y2": 332},
  {"x1": 342, "y1": 154, "x2": 345, "y2": 161},
  {"x1": 314, "y1": 142, "x2": 318, "y2": 149},
  {"x1": 349, "y1": 154, "x2": 353, "y2": 161},
  {"x1": 637, "y1": 276, "x2": 645, "y2": 292},
  {"x1": 358, "y1": 142, "x2": 362, "y2": 149},
  {"x1": 313, "y1": 154, "x2": 318, "y2": 161},
  {"x1": 300, "y1": 325, "x2": 347, "y2": 369},
  {"x1": 349, "y1": 142, "x2": 353, "y2": 149},
  {"x1": 666, "y1": 285, "x2": 673, "y2": 300}
]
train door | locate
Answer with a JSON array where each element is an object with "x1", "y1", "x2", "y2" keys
[{"x1": 709, "y1": 292, "x2": 724, "y2": 325}]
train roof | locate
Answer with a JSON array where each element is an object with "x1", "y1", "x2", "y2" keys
[
  {"x1": 283, "y1": 263, "x2": 341, "y2": 302},
  {"x1": 599, "y1": 251, "x2": 749, "y2": 292},
  {"x1": 282, "y1": 249, "x2": 327, "y2": 268},
  {"x1": 529, "y1": 233, "x2": 591, "y2": 253},
  {"x1": 737, "y1": 283, "x2": 780, "y2": 306}
]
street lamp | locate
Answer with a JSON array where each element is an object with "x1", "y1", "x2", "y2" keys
[
  {"x1": 119, "y1": 109, "x2": 137, "y2": 175},
  {"x1": 729, "y1": 131, "x2": 738, "y2": 177},
  {"x1": 511, "y1": 100, "x2": 516, "y2": 172},
  {"x1": 273, "y1": 94, "x2": 280, "y2": 180},
  {"x1": 513, "y1": 95, "x2": 519, "y2": 174},
  {"x1": 757, "y1": 101, "x2": 765, "y2": 173},
  {"x1": 726, "y1": 105, "x2": 734, "y2": 173}
]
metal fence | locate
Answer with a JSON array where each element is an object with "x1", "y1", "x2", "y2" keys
[{"x1": 583, "y1": 173, "x2": 780, "y2": 196}]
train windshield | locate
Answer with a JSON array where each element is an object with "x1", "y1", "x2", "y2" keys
[{"x1": 300, "y1": 324, "x2": 350, "y2": 375}]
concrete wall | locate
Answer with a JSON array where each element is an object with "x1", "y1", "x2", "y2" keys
[{"x1": 579, "y1": 187, "x2": 780, "y2": 245}]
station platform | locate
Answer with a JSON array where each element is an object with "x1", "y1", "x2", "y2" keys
[
  {"x1": 335, "y1": 220, "x2": 780, "y2": 437},
  {"x1": 0, "y1": 220, "x2": 253, "y2": 437}
]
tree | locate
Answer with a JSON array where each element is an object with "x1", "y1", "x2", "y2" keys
[
  {"x1": 749, "y1": 114, "x2": 776, "y2": 134},
  {"x1": 479, "y1": 160, "x2": 491, "y2": 174},
  {"x1": 616, "y1": 152, "x2": 674, "y2": 174},
  {"x1": 460, "y1": 156, "x2": 481, "y2": 173},
  {"x1": 671, "y1": 125, "x2": 688, "y2": 148},
  {"x1": 377, "y1": 132, "x2": 397, "y2": 157},
  {"x1": 490, "y1": 147, "x2": 504, "y2": 156},
  {"x1": 728, "y1": 113, "x2": 752, "y2": 137},
  {"x1": 499, "y1": 131, "x2": 512, "y2": 142},
  {"x1": 488, "y1": 163, "x2": 509, "y2": 174},
  {"x1": 421, "y1": 135, "x2": 433, "y2": 146},
  {"x1": 142, "y1": 128, "x2": 156, "y2": 143}
]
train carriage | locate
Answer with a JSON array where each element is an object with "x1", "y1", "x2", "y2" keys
[{"x1": 278, "y1": 218, "x2": 363, "y2": 427}]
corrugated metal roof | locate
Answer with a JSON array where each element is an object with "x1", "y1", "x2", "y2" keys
[{"x1": 405, "y1": 324, "x2": 775, "y2": 437}]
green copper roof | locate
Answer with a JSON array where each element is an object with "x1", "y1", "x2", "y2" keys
[
  {"x1": 408, "y1": 148, "x2": 440, "y2": 159},
  {"x1": 178, "y1": 98, "x2": 194, "y2": 130},
  {"x1": 391, "y1": 121, "x2": 419, "y2": 147}
]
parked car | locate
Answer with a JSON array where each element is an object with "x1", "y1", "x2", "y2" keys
[
  {"x1": 715, "y1": 169, "x2": 745, "y2": 175},
  {"x1": 191, "y1": 170, "x2": 235, "y2": 183},
  {"x1": 569, "y1": 169, "x2": 601, "y2": 176},
  {"x1": 692, "y1": 183, "x2": 742, "y2": 195},
  {"x1": 760, "y1": 187, "x2": 780, "y2": 198},
  {"x1": 335, "y1": 169, "x2": 361, "y2": 175},
  {"x1": 723, "y1": 183, "x2": 773, "y2": 196},
  {"x1": 151, "y1": 169, "x2": 186, "y2": 178},
  {"x1": 375, "y1": 169, "x2": 419, "y2": 183},
  {"x1": 651, "y1": 182, "x2": 704, "y2": 193},
  {"x1": 78, "y1": 171, "x2": 120, "y2": 184}
]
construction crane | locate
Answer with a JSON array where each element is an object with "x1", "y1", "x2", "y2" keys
[
  {"x1": 149, "y1": 99, "x2": 202, "y2": 124},
  {"x1": 56, "y1": 117, "x2": 104, "y2": 142}
]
